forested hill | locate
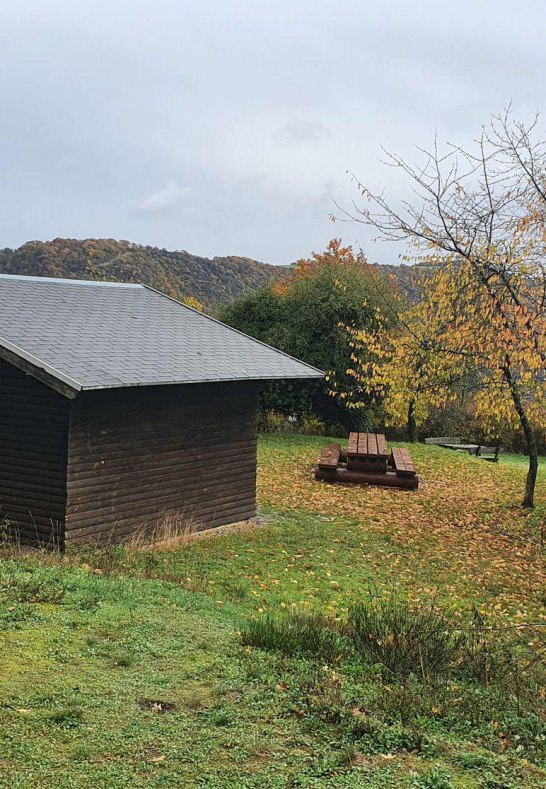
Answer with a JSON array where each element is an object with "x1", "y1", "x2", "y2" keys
[
  {"x1": 0, "y1": 238, "x2": 290, "y2": 310},
  {"x1": 370, "y1": 262, "x2": 432, "y2": 304},
  {"x1": 0, "y1": 238, "x2": 424, "y2": 310}
]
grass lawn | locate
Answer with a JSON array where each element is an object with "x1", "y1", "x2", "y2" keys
[{"x1": 0, "y1": 435, "x2": 545, "y2": 788}]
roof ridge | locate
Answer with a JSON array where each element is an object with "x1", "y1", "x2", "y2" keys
[{"x1": 0, "y1": 274, "x2": 142, "y2": 288}]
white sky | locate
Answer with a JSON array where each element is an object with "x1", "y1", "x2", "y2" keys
[{"x1": 0, "y1": 0, "x2": 544, "y2": 264}]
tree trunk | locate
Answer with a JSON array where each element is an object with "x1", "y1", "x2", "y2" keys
[
  {"x1": 407, "y1": 398, "x2": 417, "y2": 443},
  {"x1": 503, "y1": 366, "x2": 538, "y2": 508}
]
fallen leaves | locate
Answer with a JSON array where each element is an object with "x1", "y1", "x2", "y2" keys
[{"x1": 257, "y1": 437, "x2": 545, "y2": 625}]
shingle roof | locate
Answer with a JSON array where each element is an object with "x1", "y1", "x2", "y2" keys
[{"x1": 0, "y1": 274, "x2": 323, "y2": 395}]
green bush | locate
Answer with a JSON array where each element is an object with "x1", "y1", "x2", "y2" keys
[{"x1": 219, "y1": 241, "x2": 400, "y2": 431}]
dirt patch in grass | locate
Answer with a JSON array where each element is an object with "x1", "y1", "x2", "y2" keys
[{"x1": 136, "y1": 698, "x2": 176, "y2": 714}]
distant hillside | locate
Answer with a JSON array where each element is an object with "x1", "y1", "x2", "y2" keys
[
  {"x1": 0, "y1": 238, "x2": 424, "y2": 310},
  {"x1": 371, "y1": 262, "x2": 434, "y2": 304},
  {"x1": 0, "y1": 238, "x2": 289, "y2": 310}
]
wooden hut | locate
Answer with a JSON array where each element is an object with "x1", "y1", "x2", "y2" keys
[{"x1": 0, "y1": 274, "x2": 322, "y2": 547}]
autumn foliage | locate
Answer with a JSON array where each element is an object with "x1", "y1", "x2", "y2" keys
[{"x1": 221, "y1": 239, "x2": 399, "y2": 429}]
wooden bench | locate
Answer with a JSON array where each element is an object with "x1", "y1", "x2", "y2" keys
[
  {"x1": 424, "y1": 436, "x2": 461, "y2": 445},
  {"x1": 390, "y1": 447, "x2": 416, "y2": 477},
  {"x1": 317, "y1": 443, "x2": 341, "y2": 470},
  {"x1": 469, "y1": 445, "x2": 501, "y2": 463}
]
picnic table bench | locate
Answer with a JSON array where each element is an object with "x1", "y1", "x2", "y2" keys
[
  {"x1": 427, "y1": 439, "x2": 502, "y2": 461},
  {"x1": 315, "y1": 432, "x2": 419, "y2": 490},
  {"x1": 389, "y1": 447, "x2": 416, "y2": 477},
  {"x1": 317, "y1": 443, "x2": 341, "y2": 470},
  {"x1": 439, "y1": 443, "x2": 480, "y2": 452},
  {"x1": 424, "y1": 436, "x2": 461, "y2": 445}
]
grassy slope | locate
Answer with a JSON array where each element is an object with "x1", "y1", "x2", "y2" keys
[{"x1": 0, "y1": 437, "x2": 544, "y2": 788}]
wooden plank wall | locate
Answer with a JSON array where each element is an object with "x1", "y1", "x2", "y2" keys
[
  {"x1": 0, "y1": 360, "x2": 69, "y2": 546},
  {"x1": 66, "y1": 381, "x2": 260, "y2": 545}
]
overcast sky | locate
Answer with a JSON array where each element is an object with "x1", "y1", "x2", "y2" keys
[{"x1": 0, "y1": 0, "x2": 543, "y2": 265}]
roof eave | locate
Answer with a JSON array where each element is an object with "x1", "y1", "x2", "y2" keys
[
  {"x1": 0, "y1": 337, "x2": 81, "y2": 399},
  {"x1": 79, "y1": 370, "x2": 325, "y2": 392}
]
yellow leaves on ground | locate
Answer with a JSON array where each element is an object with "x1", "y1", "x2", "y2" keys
[{"x1": 257, "y1": 437, "x2": 545, "y2": 623}]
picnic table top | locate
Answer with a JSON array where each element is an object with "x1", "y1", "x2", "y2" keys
[{"x1": 348, "y1": 432, "x2": 388, "y2": 460}]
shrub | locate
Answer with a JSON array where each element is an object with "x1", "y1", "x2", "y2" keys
[
  {"x1": 258, "y1": 410, "x2": 328, "y2": 436},
  {"x1": 241, "y1": 612, "x2": 347, "y2": 663},
  {"x1": 348, "y1": 596, "x2": 461, "y2": 681}
]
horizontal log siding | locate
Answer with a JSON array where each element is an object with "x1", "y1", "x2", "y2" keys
[
  {"x1": 66, "y1": 382, "x2": 259, "y2": 545},
  {"x1": 0, "y1": 360, "x2": 69, "y2": 546}
]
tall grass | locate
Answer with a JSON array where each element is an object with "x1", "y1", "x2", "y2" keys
[
  {"x1": 126, "y1": 509, "x2": 201, "y2": 550},
  {"x1": 242, "y1": 593, "x2": 546, "y2": 699},
  {"x1": 241, "y1": 611, "x2": 347, "y2": 663},
  {"x1": 348, "y1": 596, "x2": 461, "y2": 681}
]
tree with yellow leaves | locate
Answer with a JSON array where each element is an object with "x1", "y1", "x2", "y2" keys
[
  {"x1": 339, "y1": 279, "x2": 473, "y2": 443},
  {"x1": 341, "y1": 111, "x2": 546, "y2": 507}
]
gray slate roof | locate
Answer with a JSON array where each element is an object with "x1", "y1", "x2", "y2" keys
[{"x1": 0, "y1": 274, "x2": 323, "y2": 394}]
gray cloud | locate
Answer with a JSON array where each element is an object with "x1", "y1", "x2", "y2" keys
[
  {"x1": 137, "y1": 183, "x2": 192, "y2": 217},
  {"x1": 275, "y1": 118, "x2": 332, "y2": 145},
  {"x1": 0, "y1": 0, "x2": 544, "y2": 264}
]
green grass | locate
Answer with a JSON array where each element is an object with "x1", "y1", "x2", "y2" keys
[{"x1": 0, "y1": 435, "x2": 545, "y2": 787}]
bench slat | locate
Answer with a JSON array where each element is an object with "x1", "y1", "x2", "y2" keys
[
  {"x1": 348, "y1": 433, "x2": 359, "y2": 456},
  {"x1": 376, "y1": 434, "x2": 388, "y2": 457}
]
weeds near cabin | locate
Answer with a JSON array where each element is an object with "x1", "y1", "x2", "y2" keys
[
  {"x1": 410, "y1": 767, "x2": 453, "y2": 789},
  {"x1": 0, "y1": 565, "x2": 67, "y2": 604},
  {"x1": 127, "y1": 509, "x2": 201, "y2": 550},
  {"x1": 47, "y1": 705, "x2": 84, "y2": 729}
]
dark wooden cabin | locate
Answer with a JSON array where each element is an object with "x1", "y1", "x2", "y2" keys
[{"x1": 0, "y1": 274, "x2": 322, "y2": 547}]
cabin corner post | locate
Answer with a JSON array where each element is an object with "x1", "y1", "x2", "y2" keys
[{"x1": 0, "y1": 359, "x2": 69, "y2": 548}]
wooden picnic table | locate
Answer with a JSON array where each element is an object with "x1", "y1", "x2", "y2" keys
[
  {"x1": 347, "y1": 432, "x2": 388, "y2": 459},
  {"x1": 347, "y1": 432, "x2": 388, "y2": 472},
  {"x1": 315, "y1": 431, "x2": 419, "y2": 490}
]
